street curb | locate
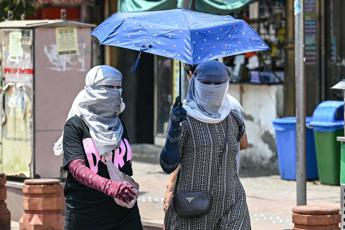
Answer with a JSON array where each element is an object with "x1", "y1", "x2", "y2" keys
[{"x1": 143, "y1": 221, "x2": 163, "y2": 230}]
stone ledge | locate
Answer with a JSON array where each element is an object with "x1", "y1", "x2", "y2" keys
[{"x1": 292, "y1": 213, "x2": 340, "y2": 225}]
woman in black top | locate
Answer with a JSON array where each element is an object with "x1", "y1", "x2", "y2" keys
[{"x1": 59, "y1": 65, "x2": 143, "y2": 230}]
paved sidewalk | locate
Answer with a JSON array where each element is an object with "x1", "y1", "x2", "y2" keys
[
  {"x1": 10, "y1": 161, "x2": 340, "y2": 230},
  {"x1": 132, "y1": 161, "x2": 340, "y2": 230}
]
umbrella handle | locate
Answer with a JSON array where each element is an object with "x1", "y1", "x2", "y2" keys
[
  {"x1": 130, "y1": 45, "x2": 152, "y2": 73},
  {"x1": 179, "y1": 61, "x2": 182, "y2": 105},
  {"x1": 130, "y1": 52, "x2": 142, "y2": 73}
]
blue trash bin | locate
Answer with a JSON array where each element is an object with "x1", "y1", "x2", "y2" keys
[{"x1": 272, "y1": 117, "x2": 318, "y2": 180}]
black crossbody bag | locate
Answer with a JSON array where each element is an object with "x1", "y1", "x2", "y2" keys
[{"x1": 173, "y1": 116, "x2": 231, "y2": 218}]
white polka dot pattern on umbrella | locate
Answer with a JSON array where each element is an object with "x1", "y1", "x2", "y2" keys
[{"x1": 92, "y1": 8, "x2": 269, "y2": 64}]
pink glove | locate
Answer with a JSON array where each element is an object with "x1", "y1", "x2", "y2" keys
[
  {"x1": 110, "y1": 181, "x2": 137, "y2": 203},
  {"x1": 68, "y1": 159, "x2": 138, "y2": 205}
]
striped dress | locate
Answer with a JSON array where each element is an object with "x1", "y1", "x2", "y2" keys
[{"x1": 164, "y1": 113, "x2": 251, "y2": 230}]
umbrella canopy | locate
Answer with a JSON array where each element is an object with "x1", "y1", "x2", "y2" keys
[{"x1": 91, "y1": 8, "x2": 269, "y2": 65}]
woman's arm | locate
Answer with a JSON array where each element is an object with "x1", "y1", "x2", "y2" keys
[
  {"x1": 63, "y1": 120, "x2": 137, "y2": 204},
  {"x1": 68, "y1": 158, "x2": 136, "y2": 203},
  {"x1": 160, "y1": 103, "x2": 187, "y2": 174},
  {"x1": 240, "y1": 134, "x2": 248, "y2": 150},
  {"x1": 163, "y1": 166, "x2": 180, "y2": 212}
]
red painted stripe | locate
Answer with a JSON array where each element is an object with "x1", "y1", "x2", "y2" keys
[{"x1": 3, "y1": 68, "x2": 34, "y2": 75}]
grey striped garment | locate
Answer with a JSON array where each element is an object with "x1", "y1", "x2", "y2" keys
[{"x1": 164, "y1": 113, "x2": 251, "y2": 230}]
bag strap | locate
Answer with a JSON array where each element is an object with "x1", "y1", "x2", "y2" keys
[
  {"x1": 174, "y1": 111, "x2": 243, "y2": 193},
  {"x1": 218, "y1": 115, "x2": 230, "y2": 165},
  {"x1": 229, "y1": 109, "x2": 245, "y2": 142},
  {"x1": 208, "y1": 116, "x2": 230, "y2": 196},
  {"x1": 174, "y1": 115, "x2": 231, "y2": 195}
]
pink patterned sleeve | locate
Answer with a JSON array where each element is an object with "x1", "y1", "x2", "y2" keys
[{"x1": 68, "y1": 159, "x2": 119, "y2": 197}]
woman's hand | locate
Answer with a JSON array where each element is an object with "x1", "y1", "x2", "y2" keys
[
  {"x1": 168, "y1": 97, "x2": 187, "y2": 138},
  {"x1": 122, "y1": 173, "x2": 140, "y2": 190},
  {"x1": 170, "y1": 96, "x2": 187, "y2": 125},
  {"x1": 112, "y1": 181, "x2": 138, "y2": 204}
]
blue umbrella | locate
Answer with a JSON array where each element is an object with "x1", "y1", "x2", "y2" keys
[{"x1": 91, "y1": 8, "x2": 269, "y2": 65}]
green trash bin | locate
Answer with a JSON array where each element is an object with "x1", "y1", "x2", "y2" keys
[
  {"x1": 339, "y1": 139, "x2": 345, "y2": 185},
  {"x1": 310, "y1": 101, "x2": 344, "y2": 185}
]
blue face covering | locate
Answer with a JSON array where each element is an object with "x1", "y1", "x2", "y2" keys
[
  {"x1": 192, "y1": 60, "x2": 229, "y2": 84},
  {"x1": 193, "y1": 80, "x2": 229, "y2": 117},
  {"x1": 185, "y1": 60, "x2": 232, "y2": 123}
]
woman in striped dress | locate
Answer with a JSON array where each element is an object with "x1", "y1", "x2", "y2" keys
[{"x1": 160, "y1": 60, "x2": 251, "y2": 229}]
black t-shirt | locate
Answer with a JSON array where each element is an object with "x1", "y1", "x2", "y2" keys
[{"x1": 63, "y1": 116, "x2": 140, "y2": 230}]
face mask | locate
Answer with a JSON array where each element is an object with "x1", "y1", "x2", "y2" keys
[
  {"x1": 81, "y1": 86, "x2": 122, "y2": 117},
  {"x1": 194, "y1": 79, "x2": 228, "y2": 116}
]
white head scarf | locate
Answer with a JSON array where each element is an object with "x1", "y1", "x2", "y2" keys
[
  {"x1": 54, "y1": 65, "x2": 125, "y2": 156},
  {"x1": 184, "y1": 60, "x2": 231, "y2": 124}
]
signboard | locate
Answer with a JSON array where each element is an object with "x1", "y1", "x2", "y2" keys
[
  {"x1": 304, "y1": 0, "x2": 318, "y2": 65},
  {"x1": 0, "y1": 29, "x2": 33, "y2": 177},
  {"x1": 9, "y1": 32, "x2": 23, "y2": 61},
  {"x1": 56, "y1": 27, "x2": 78, "y2": 55}
]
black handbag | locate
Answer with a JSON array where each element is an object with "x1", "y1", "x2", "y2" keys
[
  {"x1": 173, "y1": 191, "x2": 211, "y2": 218},
  {"x1": 173, "y1": 117, "x2": 230, "y2": 218}
]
